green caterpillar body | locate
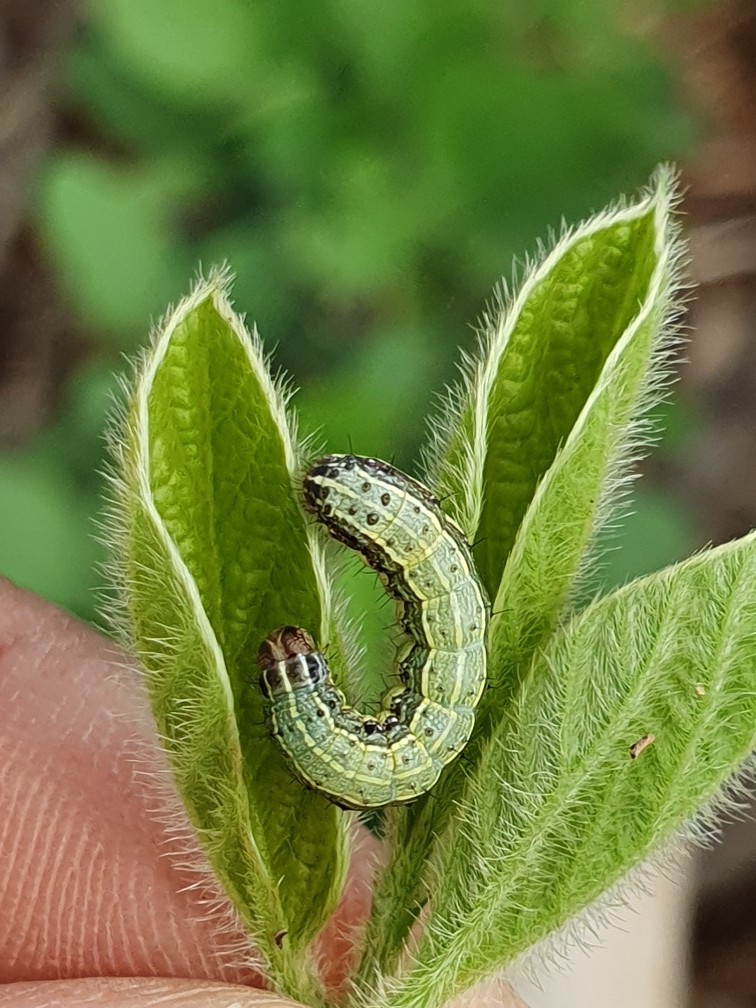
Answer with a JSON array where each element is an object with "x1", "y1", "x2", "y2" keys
[{"x1": 258, "y1": 454, "x2": 488, "y2": 810}]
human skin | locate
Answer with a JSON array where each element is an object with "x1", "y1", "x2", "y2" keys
[{"x1": 0, "y1": 579, "x2": 524, "y2": 1008}]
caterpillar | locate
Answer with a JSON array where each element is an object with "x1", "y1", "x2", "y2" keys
[{"x1": 258, "y1": 454, "x2": 488, "y2": 810}]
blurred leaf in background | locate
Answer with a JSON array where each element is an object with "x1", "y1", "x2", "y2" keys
[{"x1": 2, "y1": 2, "x2": 699, "y2": 654}]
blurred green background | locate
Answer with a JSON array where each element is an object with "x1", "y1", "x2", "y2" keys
[{"x1": 0, "y1": 0, "x2": 701, "y2": 650}]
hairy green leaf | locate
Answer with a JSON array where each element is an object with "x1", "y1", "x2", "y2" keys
[
  {"x1": 107, "y1": 273, "x2": 348, "y2": 1001},
  {"x1": 487, "y1": 167, "x2": 684, "y2": 705},
  {"x1": 385, "y1": 533, "x2": 756, "y2": 1008},
  {"x1": 428, "y1": 174, "x2": 665, "y2": 594}
]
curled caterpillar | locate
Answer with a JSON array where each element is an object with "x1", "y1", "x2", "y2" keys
[{"x1": 258, "y1": 454, "x2": 488, "y2": 810}]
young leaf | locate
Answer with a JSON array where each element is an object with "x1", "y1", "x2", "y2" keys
[
  {"x1": 358, "y1": 170, "x2": 684, "y2": 986},
  {"x1": 430, "y1": 170, "x2": 671, "y2": 599},
  {"x1": 105, "y1": 272, "x2": 348, "y2": 1002},
  {"x1": 382, "y1": 532, "x2": 756, "y2": 1008},
  {"x1": 487, "y1": 166, "x2": 685, "y2": 705}
]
